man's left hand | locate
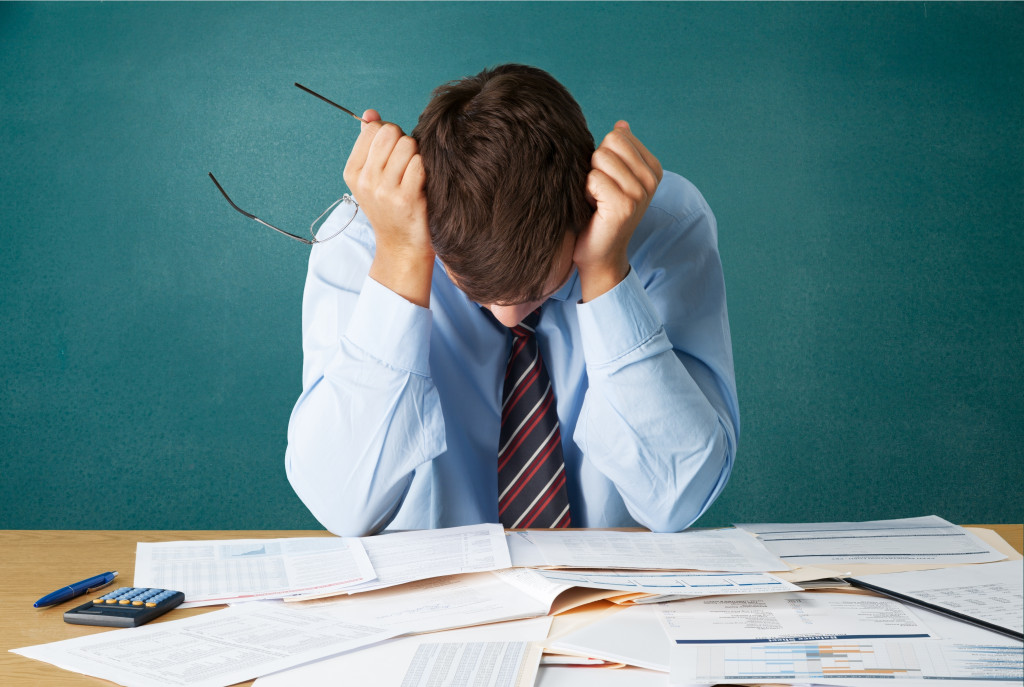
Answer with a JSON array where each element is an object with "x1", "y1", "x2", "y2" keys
[{"x1": 573, "y1": 121, "x2": 663, "y2": 302}]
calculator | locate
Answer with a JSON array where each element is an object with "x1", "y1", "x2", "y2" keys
[{"x1": 63, "y1": 587, "x2": 185, "y2": 628}]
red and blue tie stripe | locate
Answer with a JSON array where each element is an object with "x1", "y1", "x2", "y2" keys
[{"x1": 497, "y1": 309, "x2": 572, "y2": 529}]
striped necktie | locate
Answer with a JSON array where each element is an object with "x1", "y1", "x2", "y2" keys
[{"x1": 497, "y1": 308, "x2": 572, "y2": 529}]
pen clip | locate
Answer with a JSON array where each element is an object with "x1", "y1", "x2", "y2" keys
[{"x1": 86, "y1": 578, "x2": 116, "y2": 594}]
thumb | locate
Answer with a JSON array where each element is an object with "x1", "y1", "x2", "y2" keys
[{"x1": 361, "y1": 109, "x2": 382, "y2": 131}]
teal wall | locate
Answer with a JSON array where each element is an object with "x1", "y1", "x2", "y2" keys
[{"x1": 2, "y1": 2, "x2": 1021, "y2": 529}]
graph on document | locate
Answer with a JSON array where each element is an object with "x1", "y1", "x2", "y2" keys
[{"x1": 692, "y1": 641, "x2": 1023, "y2": 682}]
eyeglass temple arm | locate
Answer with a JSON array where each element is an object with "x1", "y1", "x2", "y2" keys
[
  {"x1": 207, "y1": 172, "x2": 313, "y2": 244},
  {"x1": 294, "y1": 83, "x2": 368, "y2": 124},
  {"x1": 208, "y1": 172, "x2": 259, "y2": 220}
]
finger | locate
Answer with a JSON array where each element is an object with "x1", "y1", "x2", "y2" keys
[
  {"x1": 383, "y1": 135, "x2": 419, "y2": 187},
  {"x1": 612, "y1": 121, "x2": 663, "y2": 184},
  {"x1": 345, "y1": 117, "x2": 385, "y2": 183},
  {"x1": 609, "y1": 121, "x2": 662, "y2": 180},
  {"x1": 600, "y1": 126, "x2": 661, "y2": 194},
  {"x1": 592, "y1": 146, "x2": 647, "y2": 203},
  {"x1": 400, "y1": 153, "x2": 426, "y2": 195},
  {"x1": 599, "y1": 132, "x2": 652, "y2": 191},
  {"x1": 350, "y1": 110, "x2": 384, "y2": 170},
  {"x1": 364, "y1": 122, "x2": 405, "y2": 176},
  {"x1": 586, "y1": 167, "x2": 629, "y2": 215},
  {"x1": 361, "y1": 109, "x2": 382, "y2": 131}
]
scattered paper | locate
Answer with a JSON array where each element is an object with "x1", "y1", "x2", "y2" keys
[
  {"x1": 850, "y1": 559, "x2": 1023, "y2": 635},
  {"x1": 490, "y1": 568, "x2": 621, "y2": 615},
  {"x1": 12, "y1": 602, "x2": 398, "y2": 687},
  {"x1": 134, "y1": 536, "x2": 376, "y2": 606},
  {"x1": 734, "y1": 515, "x2": 1007, "y2": 565},
  {"x1": 539, "y1": 655, "x2": 611, "y2": 666},
  {"x1": 292, "y1": 523, "x2": 511, "y2": 598},
  {"x1": 657, "y1": 591, "x2": 933, "y2": 643},
  {"x1": 537, "y1": 665, "x2": 669, "y2": 686},
  {"x1": 401, "y1": 641, "x2": 541, "y2": 687},
  {"x1": 493, "y1": 567, "x2": 575, "y2": 603},
  {"x1": 292, "y1": 570, "x2": 559, "y2": 635},
  {"x1": 904, "y1": 601, "x2": 1023, "y2": 645},
  {"x1": 548, "y1": 604, "x2": 671, "y2": 672},
  {"x1": 669, "y1": 639, "x2": 1023, "y2": 685},
  {"x1": 507, "y1": 528, "x2": 787, "y2": 572},
  {"x1": 534, "y1": 570, "x2": 802, "y2": 600},
  {"x1": 255, "y1": 617, "x2": 552, "y2": 686}
]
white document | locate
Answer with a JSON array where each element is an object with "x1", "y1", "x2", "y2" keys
[
  {"x1": 506, "y1": 530, "x2": 548, "y2": 567},
  {"x1": 850, "y1": 559, "x2": 1023, "y2": 635},
  {"x1": 548, "y1": 604, "x2": 671, "y2": 672},
  {"x1": 669, "y1": 640, "x2": 1023, "y2": 686},
  {"x1": 294, "y1": 570, "x2": 560, "y2": 635},
  {"x1": 734, "y1": 515, "x2": 1007, "y2": 565},
  {"x1": 657, "y1": 591, "x2": 933, "y2": 643},
  {"x1": 905, "y1": 602, "x2": 1023, "y2": 645},
  {"x1": 534, "y1": 570, "x2": 802, "y2": 599},
  {"x1": 11, "y1": 602, "x2": 398, "y2": 687},
  {"x1": 401, "y1": 641, "x2": 541, "y2": 687},
  {"x1": 507, "y1": 528, "x2": 787, "y2": 572},
  {"x1": 255, "y1": 617, "x2": 552, "y2": 686},
  {"x1": 492, "y1": 567, "x2": 575, "y2": 603},
  {"x1": 538, "y1": 666, "x2": 669, "y2": 687},
  {"x1": 134, "y1": 536, "x2": 376, "y2": 606},
  {"x1": 539, "y1": 655, "x2": 609, "y2": 666},
  {"x1": 298, "y1": 523, "x2": 511, "y2": 597}
]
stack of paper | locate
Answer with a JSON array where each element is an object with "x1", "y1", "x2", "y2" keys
[
  {"x1": 507, "y1": 527, "x2": 789, "y2": 571},
  {"x1": 133, "y1": 535, "x2": 377, "y2": 606},
  {"x1": 9, "y1": 517, "x2": 1021, "y2": 687},
  {"x1": 734, "y1": 515, "x2": 1007, "y2": 567}
]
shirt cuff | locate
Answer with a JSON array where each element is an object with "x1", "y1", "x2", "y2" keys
[
  {"x1": 345, "y1": 275, "x2": 433, "y2": 377},
  {"x1": 576, "y1": 267, "x2": 662, "y2": 367}
]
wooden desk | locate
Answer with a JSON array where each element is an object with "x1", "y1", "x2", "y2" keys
[{"x1": 2, "y1": 526, "x2": 1021, "y2": 686}]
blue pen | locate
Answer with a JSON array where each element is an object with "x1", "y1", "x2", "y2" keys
[{"x1": 33, "y1": 571, "x2": 118, "y2": 608}]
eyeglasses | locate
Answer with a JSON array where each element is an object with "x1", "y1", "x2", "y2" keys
[{"x1": 208, "y1": 83, "x2": 366, "y2": 245}]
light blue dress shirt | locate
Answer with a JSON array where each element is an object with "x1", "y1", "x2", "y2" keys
[{"x1": 286, "y1": 171, "x2": 739, "y2": 536}]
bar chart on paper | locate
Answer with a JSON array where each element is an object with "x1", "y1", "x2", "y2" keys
[{"x1": 676, "y1": 640, "x2": 1024, "y2": 683}]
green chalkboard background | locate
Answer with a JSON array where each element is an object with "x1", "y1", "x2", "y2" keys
[{"x1": 2, "y1": 2, "x2": 1021, "y2": 530}]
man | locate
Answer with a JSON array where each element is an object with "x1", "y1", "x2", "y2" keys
[{"x1": 286, "y1": 65, "x2": 738, "y2": 536}]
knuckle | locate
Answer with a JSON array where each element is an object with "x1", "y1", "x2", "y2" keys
[
  {"x1": 343, "y1": 168, "x2": 360, "y2": 190},
  {"x1": 602, "y1": 129, "x2": 622, "y2": 146},
  {"x1": 380, "y1": 122, "x2": 402, "y2": 138},
  {"x1": 395, "y1": 136, "x2": 417, "y2": 156},
  {"x1": 640, "y1": 174, "x2": 654, "y2": 195}
]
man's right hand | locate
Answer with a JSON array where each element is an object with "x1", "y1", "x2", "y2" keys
[{"x1": 343, "y1": 110, "x2": 434, "y2": 308}]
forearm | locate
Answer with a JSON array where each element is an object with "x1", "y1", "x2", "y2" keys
[
  {"x1": 286, "y1": 277, "x2": 446, "y2": 536},
  {"x1": 573, "y1": 270, "x2": 737, "y2": 532}
]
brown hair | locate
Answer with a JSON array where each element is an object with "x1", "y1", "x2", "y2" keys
[{"x1": 412, "y1": 64, "x2": 595, "y2": 304}]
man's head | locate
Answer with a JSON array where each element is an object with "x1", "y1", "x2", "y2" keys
[{"x1": 412, "y1": 64, "x2": 595, "y2": 317}]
